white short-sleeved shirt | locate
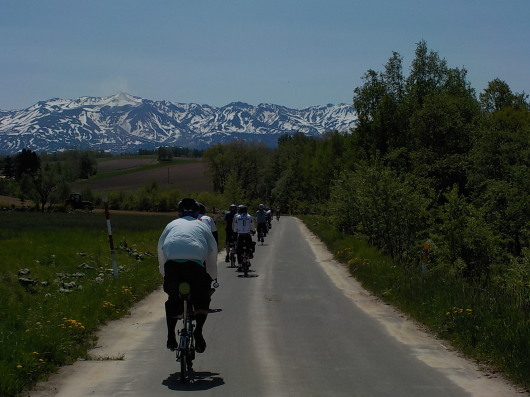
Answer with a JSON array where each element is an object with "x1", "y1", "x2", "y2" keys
[
  {"x1": 232, "y1": 213, "x2": 254, "y2": 234},
  {"x1": 157, "y1": 216, "x2": 218, "y2": 279},
  {"x1": 198, "y1": 214, "x2": 217, "y2": 232}
]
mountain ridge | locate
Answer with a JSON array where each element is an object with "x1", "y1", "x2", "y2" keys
[{"x1": 0, "y1": 93, "x2": 357, "y2": 154}]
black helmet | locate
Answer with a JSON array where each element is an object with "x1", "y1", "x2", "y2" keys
[
  {"x1": 178, "y1": 198, "x2": 199, "y2": 218},
  {"x1": 259, "y1": 203, "x2": 264, "y2": 210},
  {"x1": 238, "y1": 204, "x2": 248, "y2": 214},
  {"x1": 197, "y1": 202, "x2": 206, "y2": 215},
  {"x1": 229, "y1": 204, "x2": 237, "y2": 213}
]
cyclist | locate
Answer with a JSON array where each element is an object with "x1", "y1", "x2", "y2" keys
[
  {"x1": 157, "y1": 198, "x2": 218, "y2": 353},
  {"x1": 223, "y1": 204, "x2": 238, "y2": 262},
  {"x1": 266, "y1": 207, "x2": 272, "y2": 230},
  {"x1": 232, "y1": 204, "x2": 255, "y2": 267},
  {"x1": 197, "y1": 202, "x2": 219, "y2": 246},
  {"x1": 255, "y1": 203, "x2": 268, "y2": 243}
]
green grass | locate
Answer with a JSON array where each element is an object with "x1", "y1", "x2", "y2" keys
[
  {"x1": 300, "y1": 215, "x2": 530, "y2": 391},
  {"x1": 0, "y1": 211, "x2": 174, "y2": 396}
]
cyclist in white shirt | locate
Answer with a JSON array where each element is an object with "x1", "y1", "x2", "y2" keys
[
  {"x1": 157, "y1": 198, "x2": 218, "y2": 353},
  {"x1": 232, "y1": 204, "x2": 255, "y2": 266},
  {"x1": 197, "y1": 202, "x2": 219, "y2": 246}
]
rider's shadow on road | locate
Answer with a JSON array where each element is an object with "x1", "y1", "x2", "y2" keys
[
  {"x1": 237, "y1": 274, "x2": 259, "y2": 278},
  {"x1": 162, "y1": 371, "x2": 225, "y2": 391}
]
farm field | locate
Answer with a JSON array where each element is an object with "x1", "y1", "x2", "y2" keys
[{"x1": 75, "y1": 157, "x2": 212, "y2": 194}]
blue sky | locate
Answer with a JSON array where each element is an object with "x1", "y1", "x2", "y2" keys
[{"x1": 1, "y1": 0, "x2": 529, "y2": 110}]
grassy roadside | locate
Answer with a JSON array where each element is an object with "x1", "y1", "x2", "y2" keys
[
  {"x1": 299, "y1": 215, "x2": 529, "y2": 392},
  {"x1": 0, "y1": 211, "x2": 174, "y2": 397}
]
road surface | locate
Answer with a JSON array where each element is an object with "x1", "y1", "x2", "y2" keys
[{"x1": 28, "y1": 217, "x2": 524, "y2": 396}]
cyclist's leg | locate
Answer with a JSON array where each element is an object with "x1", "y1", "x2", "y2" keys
[
  {"x1": 190, "y1": 266, "x2": 211, "y2": 353},
  {"x1": 224, "y1": 229, "x2": 231, "y2": 262},
  {"x1": 245, "y1": 234, "x2": 254, "y2": 258},
  {"x1": 163, "y1": 261, "x2": 186, "y2": 349},
  {"x1": 236, "y1": 235, "x2": 244, "y2": 264}
]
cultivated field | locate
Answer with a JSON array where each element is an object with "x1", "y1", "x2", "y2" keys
[{"x1": 75, "y1": 157, "x2": 212, "y2": 194}]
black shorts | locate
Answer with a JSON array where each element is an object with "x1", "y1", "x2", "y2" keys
[
  {"x1": 163, "y1": 260, "x2": 211, "y2": 313},
  {"x1": 225, "y1": 230, "x2": 237, "y2": 245},
  {"x1": 257, "y1": 223, "x2": 267, "y2": 234},
  {"x1": 237, "y1": 234, "x2": 255, "y2": 253}
]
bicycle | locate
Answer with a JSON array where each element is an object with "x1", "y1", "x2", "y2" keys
[
  {"x1": 175, "y1": 280, "x2": 218, "y2": 383},
  {"x1": 176, "y1": 281, "x2": 195, "y2": 383},
  {"x1": 228, "y1": 241, "x2": 237, "y2": 268},
  {"x1": 239, "y1": 243, "x2": 253, "y2": 277}
]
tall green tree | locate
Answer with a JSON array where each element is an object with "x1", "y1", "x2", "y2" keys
[
  {"x1": 329, "y1": 163, "x2": 431, "y2": 261},
  {"x1": 479, "y1": 78, "x2": 528, "y2": 113},
  {"x1": 203, "y1": 140, "x2": 272, "y2": 205},
  {"x1": 15, "y1": 149, "x2": 40, "y2": 180}
]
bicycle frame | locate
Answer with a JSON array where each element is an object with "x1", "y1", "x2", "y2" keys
[
  {"x1": 177, "y1": 282, "x2": 195, "y2": 383},
  {"x1": 241, "y1": 246, "x2": 251, "y2": 277},
  {"x1": 229, "y1": 242, "x2": 237, "y2": 268}
]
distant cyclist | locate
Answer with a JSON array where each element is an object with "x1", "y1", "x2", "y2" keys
[
  {"x1": 232, "y1": 204, "x2": 255, "y2": 267},
  {"x1": 276, "y1": 206, "x2": 281, "y2": 221},
  {"x1": 223, "y1": 204, "x2": 238, "y2": 262},
  {"x1": 157, "y1": 198, "x2": 218, "y2": 353},
  {"x1": 198, "y1": 202, "x2": 219, "y2": 246},
  {"x1": 255, "y1": 203, "x2": 268, "y2": 243}
]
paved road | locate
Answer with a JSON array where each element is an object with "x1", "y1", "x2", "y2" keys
[{"x1": 29, "y1": 217, "x2": 523, "y2": 396}]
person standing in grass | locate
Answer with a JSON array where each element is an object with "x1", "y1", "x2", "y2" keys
[{"x1": 157, "y1": 198, "x2": 218, "y2": 353}]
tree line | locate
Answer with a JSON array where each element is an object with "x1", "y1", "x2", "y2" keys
[
  {"x1": 204, "y1": 41, "x2": 529, "y2": 289},
  {"x1": 0, "y1": 149, "x2": 99, "y2": 211}
]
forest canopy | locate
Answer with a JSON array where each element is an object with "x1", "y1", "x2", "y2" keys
[{"x1": 204, "y1": 40, "x2": 529, "y2": 285}]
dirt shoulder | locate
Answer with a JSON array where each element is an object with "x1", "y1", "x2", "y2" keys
[{"x1": 0, "y1": 195, "x2": 25, "y2": 206}]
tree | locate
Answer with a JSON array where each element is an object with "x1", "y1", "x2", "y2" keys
[
  {"x1": 406, "y1": 40, "x2": 449, "y2": 109},
  {"x1": 79, "y1": 152, "x2": 97, "y2": 179},
  {"x1": 329, "y1": 163, "x2": 431, "y2": 261},
  {"x1": 157, "y1": 146, "x2": 174, "y2": 162},
  {"x1": 479, "y1": 78, "x2": 528, "y2": 113},
  {"x1": 2, "y1": 156, "x2": 15, "y2": 178},
  {"x1": 28, "y1": 163, "x2": 68, "y2": 212},
  {"x1": 203, "y1": 140, "x2": 272, "y2": 204},
  {"x1": 15, "y1": 149, "x2": 40, "y2": 180}
]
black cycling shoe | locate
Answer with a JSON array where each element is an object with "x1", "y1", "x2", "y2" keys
[
  {"x1": 167, "y1": 337, "x2": 178, "y2": 351},
  {"x1": 194, "y1": 330, "x2": 206, "y2": 353}
]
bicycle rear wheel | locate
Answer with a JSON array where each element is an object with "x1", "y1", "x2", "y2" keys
[
  {"x1": 230, "y1": 249, "x2": 236, "y2": 268},
  {"x1": 243, "y1": 256, "x2": 249, "y2": 277},
  {"x1": 180, "y1": 349, "x2": 188, "y2": 382}
]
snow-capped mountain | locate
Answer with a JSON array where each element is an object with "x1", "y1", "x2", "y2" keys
[{"x1": 0, "y1": 93, "x2": 357, "y2": 154}]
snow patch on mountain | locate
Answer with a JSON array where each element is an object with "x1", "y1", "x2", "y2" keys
[{"x1": 0, "y1": 93, "x2": 357, "y2": 154}]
